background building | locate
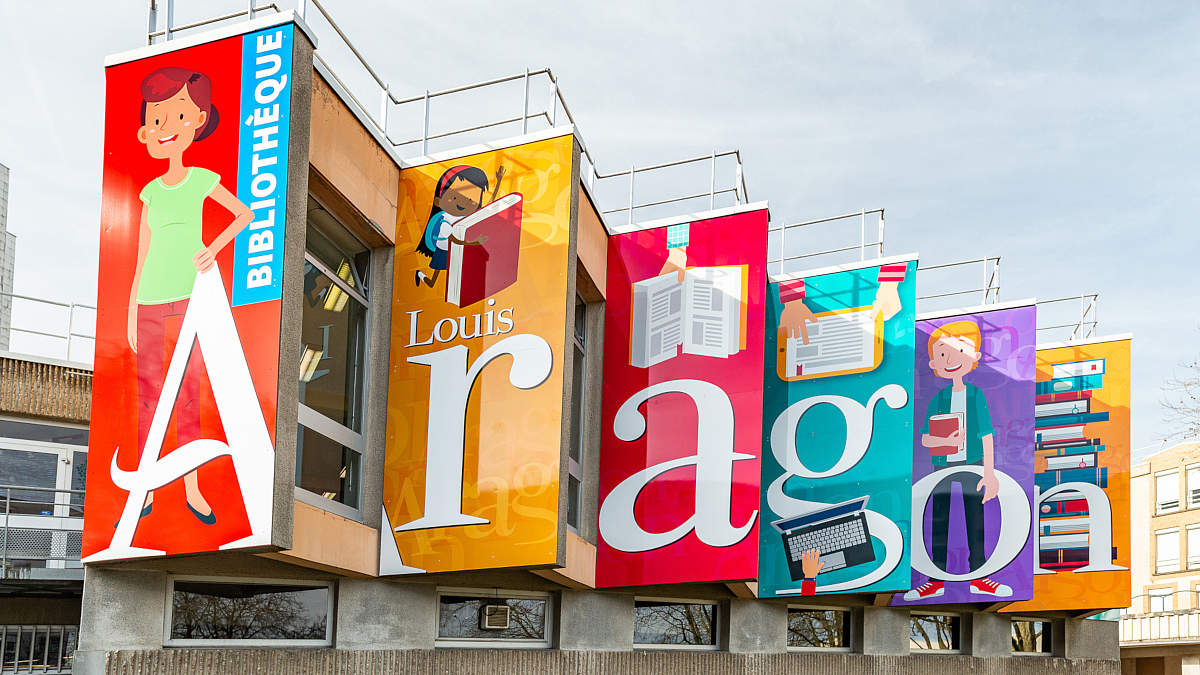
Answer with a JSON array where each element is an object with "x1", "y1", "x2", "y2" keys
[
  {"x1": 0, "y1": 162, "x2": 16, "y2": 351},
  {"x1": 1121, "y1": 441, "x2": 1200, "y2": 674}
]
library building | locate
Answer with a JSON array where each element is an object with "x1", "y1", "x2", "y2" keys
[{"x1": 6, "y1": 4, "x2": 1133, "y2": 674}]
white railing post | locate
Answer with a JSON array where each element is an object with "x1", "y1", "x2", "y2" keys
[
  {"x1": 421, "y1": 89, "x2": 430, "y2": 156},
  {"x1": 164, "y1": 0, "x2": 174, "y2": 41},
  {"x1": 247, "y1": 0, "x2": 255, "y2": 20},
  {"x1": 66, "y1": 305, "x2": 75, "y2": 362},
  {"x1": 982, "y1": 258, "x2": 989, "y2": 305},
  {"x1": 877, "y1": 211, "x2": 885, "y2": 257},
  {"x1": 627, "y1": 166, "x2": 635, "y2": 226},
  {"x1": 735, "y1": 161, "x2": 744, "y2": 203},
  {"x1": 548, "y1": 75, "x2": 558, "y2": 126},
  {"x1": 860, "y1": 208, "x2": 866, "y2": 261},
  {"x1": 709, "y1": 151, "x2": 717, "y2": 209},
  {"x1": 521, "y1": 68, "x2": 530, "y2": 134},
  {"x1": 297, "y1": 0, "x2": 306, "y2": 19},
  {"x1": 146, "y1": 0, "x2": 157, "y2": 45}
]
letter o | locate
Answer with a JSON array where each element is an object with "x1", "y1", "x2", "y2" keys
[
  {"x1": 433, "y1": 318, "x2": 459, "y2": 343},
  {"x1": 909, "y1": 466, "x2": 1031, "y2": 581},
  {"x1": 251, "y1": 172, "x2": 276, "y2": 198}
]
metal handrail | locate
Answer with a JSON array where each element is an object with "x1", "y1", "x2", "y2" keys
[
  {"x1": 916, "y1": 257, "x2": 1001, "y2": 307},
  {"x1": 144, "y1": 0, "x2": 750, "y2": 230},
  {"x1": 1037, "y1": 294, "x2": 1099, "y2": 341},
  {"x1": 1, "y1": 485, "x2": 85, "y2": 577},
  {"x1": 768, "y1": 208, "x2": 885, "y2": 274},
  {"x1": 0, "y1": 292, "x2": 95, "y2": 364}
]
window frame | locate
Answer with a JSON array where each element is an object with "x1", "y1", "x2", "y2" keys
[
  {"x1": 785, "y1": 604, "x2": 852, "y2": 652},
  {"x1": 433, "y1": 587, "x2": 554, "y2": 650},
  {"x1": 1009, "y1": 617, "x2": 1053, "y2": 656},
  {"x1": 1148, "y1": 587, "x2": 1175, "y2": 614},
  {"x1": 1156, "y1": 527, "x2": 1181, "y2": 574},
  {"x1": 0, "y1": 424, "x2": 89, "y2": 570},
  {"x1": 1188, "y1": 464, "x2": 1200, "y2": 509},
  {"x1": 163, "y1": 575, "x2": 335, "y2": 648},
  {"x1": 566, "y1": 293, "x2": 587, "y2": 533},
  {"x1": 294, "y1": 198, "x2": 372, "y2": 518},
  {"x1": 1156, "y1": 469, "x2": 1181, "y2": 514},
  {"x1": 632, "y1": 596, "x2": 722, "y2": 651},
  {"x1": 908, "y1": 612, "x2": 962, "y2": 654}
]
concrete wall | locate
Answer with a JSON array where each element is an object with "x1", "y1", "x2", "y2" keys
[
  {"x1": 75, "y1": 567, "x2": 167, "y2": 675},
  {"x1": 102, "y1": 649, "x2": 1121, "y2": 675}
]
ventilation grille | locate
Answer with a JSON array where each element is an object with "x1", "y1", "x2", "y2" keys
[{"x1": 480, "y1": 604, "x2": 510, "y2": 630}]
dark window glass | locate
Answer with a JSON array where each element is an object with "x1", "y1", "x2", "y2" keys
[
  {"x1": 634, "y1": 601, "x2": 717, "y2": 646},
  {"x1": 910, "y1": 614, "x2": 960, "y2": 651},
  {"x1": 170, "y1": 581, "x2": 329, "y2": 641},
  {"x1": 1012, "y1": 619, "x2": 1052, "y2": 654},
  {"x1": 0, "y1": 449, "x2": 57, "y2": 515},
  {"x1": 306, "y1": 204, "x2": 369, "y2": 291},
  {"x1": 787, "y1": 608, "x2": 848, "y2": 648},
  {"x1": 295, "y1": 425, "x2": 360, "y2": 508},
  {"x1": 567, "y1": 475, "x2": 581, "y2": 529},
  {"x1": 0, "y1": 420, "x2": 87, "y2": 446},
  {"x1": 299, "y1": 260, "x2": 367, "y2": 432},
  {"x1": 437, "y1": 595, "x2": 547, "y2": 641},
  {"x1": 69, "y1": 451, "x2": 86, "y2": 517}
]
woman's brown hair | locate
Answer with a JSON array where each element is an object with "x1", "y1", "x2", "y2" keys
[{"x1": 139, "y1": 67, "x2": 219, "y2": 141}]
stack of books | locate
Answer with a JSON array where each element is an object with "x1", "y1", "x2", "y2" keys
[{"x1": 1033, "y1": 358, "x2": 1112, "y2": 571}]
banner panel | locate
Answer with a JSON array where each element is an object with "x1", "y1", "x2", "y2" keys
[
  {"x1": 596, "y1": 208, "x2": 768, "y2": 587},
  {"x1": 83, "y1": 25, "x2": 296, "y2": 560},
  {"x1": 1002, "y1": 336, "x2": 1132, "y2": 612},
  {"x1": 759, "y1": 256, "x2": 917, "y2": 598},
  {"x1": 380, "y1": 135, "x2": 574, "y2": 574},
  {"x1": 893, "y1": 303, "x2": 1036, "y2": 605}
]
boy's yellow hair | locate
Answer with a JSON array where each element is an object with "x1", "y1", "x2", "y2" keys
[{"x1": 928, "y1": 320, "x2": 982, "y2": 370}]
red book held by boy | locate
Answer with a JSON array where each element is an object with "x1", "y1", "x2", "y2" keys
[
  {"x1": 446, "y1": 193, "x2": 523, "y2": 307},
  {"x1": 927, "y1": 413, "x2": 964, "y2": 456}
]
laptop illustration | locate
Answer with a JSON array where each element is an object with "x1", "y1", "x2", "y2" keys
[{"x1": 772, "y1": 497, "x2": 876, "y2": 581}]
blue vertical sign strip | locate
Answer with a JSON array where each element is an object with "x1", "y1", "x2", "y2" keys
[
  {"x1": 233, "y1": 24, "x2": 294, "y2": 307},
  {"x1": 759, "y1": 257, "x2": 917, "y2": 597}
]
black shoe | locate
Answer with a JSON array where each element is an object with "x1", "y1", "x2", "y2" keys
[
  {"x1": 115, "y1": 503, "x2": 152, "y2": 528},
  {"x1": 187, "y1": 502, "x2": 217, "y2": 526}
]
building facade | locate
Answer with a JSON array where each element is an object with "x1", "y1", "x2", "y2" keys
[
  {"x1": 0, "y1": 162, "x2": 16, "y2": 351},
  {"x1": 55, "y1": 7, "x2": 1130, "y2": 675},
  {"x1": 1121, "y1": 442, "x2": 1200, "y2": 674}
]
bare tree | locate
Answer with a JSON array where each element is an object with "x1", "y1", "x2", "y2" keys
[
  {"x1": 1163, "y1": 353, "x2": 1200, "y2": 441},
  {"x1": 171, "y1": 590, "x2": 326, "y2": 640}
]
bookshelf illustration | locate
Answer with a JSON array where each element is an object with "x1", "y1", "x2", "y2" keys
[{"x1": 1033, "y1": 357, "x2": 1114, "y2": 571}]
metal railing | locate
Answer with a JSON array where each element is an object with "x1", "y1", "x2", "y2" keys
[
  {"x1": 916, "y1": 257, "x2": 1001, "y2": 308},
  {"x1": 768, "y1": 208, "x2": 885, "y2": 275},
  {"x1": 0, "y1": 624, "x2": 76, "y2": 673},
  {"x1": 1, "y1": 486, "x2": 84, "y2": 577},
  {"x1": 1, "y1": 292, "x2": 95, "y2": 365},
  {"x1": 1036, "y1": 294, "x2": 1098, "y2": 341},
  {"x1": 144, "y1": 0, "x2": 750, "y2": 229},
  {"x1": 1121, "y1": 591, "x2": 1200, "y2": 644}
]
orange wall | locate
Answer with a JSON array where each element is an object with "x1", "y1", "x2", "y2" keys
[
  {"x1": 576, "y1": 184, "x2": 607, "y2": 298},
  {"x1": 261, "y1": 500, "x2": 378, "y2": 577}
]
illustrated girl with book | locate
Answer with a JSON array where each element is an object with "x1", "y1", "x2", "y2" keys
[
  {"x1": 125, "y1": 67, "x2": 254, "y2": 526},
  {"x1": 415, "y1": 164, "x2": 505, "y2": 288}
]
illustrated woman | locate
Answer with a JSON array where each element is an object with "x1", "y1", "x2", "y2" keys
[
  {"x1": 415, "y1": 164, "x2": 504, "y2": 287},
  {"x1": 126, "y1": 67, "x2": 253, "y2": 525}
]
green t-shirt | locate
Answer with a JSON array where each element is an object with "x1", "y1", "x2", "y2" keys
[{"x1": 136, "y1": 167, "x2": 220, "y2": 304}]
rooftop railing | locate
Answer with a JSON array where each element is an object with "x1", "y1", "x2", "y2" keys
[
  {"x1": 768, "y1": 208, "x2": 886, "y2": 276},
  {"x1": 1, "y1": 293, "x2": 94, "y2": 366},
  {"x1": 144, "y1": 0, "x2": 750, "y2": 230},
  {"x1": 1037, "y1": 294, "x2": 1099, "y2": 342},
  {"x1": 916, "y1": 256, "x2": 1002, "y2": 311}
]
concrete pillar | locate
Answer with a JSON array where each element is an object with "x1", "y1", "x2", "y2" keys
[
  {"x1": 860, "y1": 606, "x2": 910, "y2": 655},
  {"x1": 969, "y1": 611, "x2": 1011, "y2": 657},
  {"x1": 558, "y1": 590, "x2": 633, "y2": 651},
  {"x1": 726, "y1": 599, "x2": 787, "y2": 653},
  {"x1": 74, "y1": 566, "x2": 168, "y2": 675},
  {"x1": 1061, "y1": 617, "x2": 1120, "y2": 661},
  {"x1": 335, "y1": 579, "x2": 436, "y2": 649}
]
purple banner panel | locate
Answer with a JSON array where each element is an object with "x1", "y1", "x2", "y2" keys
[{"x1": 893, "y1": 302, "x2": 1036, "y2": 605}]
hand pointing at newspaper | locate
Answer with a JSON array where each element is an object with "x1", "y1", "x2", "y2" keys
[
  {"x1": 659, "y1": 246, "x2": 687, "y2": 282},
  {"x1": 779, "y1": 300, "x2": 819, "y2": 345}
]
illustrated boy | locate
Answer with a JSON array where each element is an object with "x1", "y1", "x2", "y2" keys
[{"x1": 903, "y1": 319, "x2": 1011, "y2": 600}]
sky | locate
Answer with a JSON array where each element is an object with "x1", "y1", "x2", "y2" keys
[{"x1": 0, "y1": 0, "x2": 1196, "y2": 459}]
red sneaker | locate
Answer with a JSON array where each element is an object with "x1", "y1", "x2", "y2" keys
[
  {"x1": 969, "y1": 577, "x2": 1012, "y2": 597},
  {"x1": 902, "y1": 581, "x2": 945, "y2": 601}
]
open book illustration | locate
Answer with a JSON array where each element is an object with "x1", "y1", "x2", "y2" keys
[
  {"x1": 777, "y1": 305, "x2": 884, "y2": 381},
  {"x1": 446, "y1": 193, "x2": 523, "y2": 307},
  {"x1": 629, "y1": 265, "x2": 744, "y2": 368}
]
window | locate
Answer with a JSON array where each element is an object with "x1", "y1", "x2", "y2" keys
[
  {"x1": 165, "y1": 577, "x2": 332, "y2": 646},
  {"x1": 1189, "y1": 526, "x2": 1200, "y2": 569},
  {"x1": 787, "y1": 607, "x2": 849, "y2": 649},
  {"x1": 1011, "y1": 619, "x2": 1052, "y2": 654},
  {"x1": 296, "y1": 199, "x2": 370, "y2": 515},
  {"x1": 435, "y1": 589, "x2": 551, "y2": 648},
  {"x1": 1157, "y1": 470, "x2": 1180, "y2": 514},
  {"x1": 1157, "y1": 528, "x2": 1181, "y2": 574},
  {"x1": 1149, "y1": 588, "x2": 1174, "y2": 613},
  {"x1": 0, "y1": 625, "x2": 76, "y2": 672},
  {"x1": 909, "y1": 613, "x2": 960, "y2": 652},
  {"x1": 633, "y1": 599, "x2": 719, "y2": 649},
  {"x1": 566, "y1": 295, "x2": 587, "y2": 530},
  {"x1": 1189, "y1": 465, "x2": 1200, "y2": 508},
  {"x1": 0, "y1": 422, "x2": 89, "y2": 570}
]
